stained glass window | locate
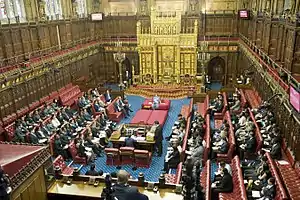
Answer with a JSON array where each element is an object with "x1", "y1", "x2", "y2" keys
[
  {"x1": 45, "y1": 0, "x2": 62, "y2": 20},
  {"x1": 0, "y1": 0, "x2": 26, "y2": 23}
]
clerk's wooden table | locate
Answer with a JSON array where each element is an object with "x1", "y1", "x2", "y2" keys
[
  {"x1": 47, "y1": 180, "x2": 181, "y2": 200},
  {"x1": 109, "y1": 124, "x2": 156, "y2": 152}
]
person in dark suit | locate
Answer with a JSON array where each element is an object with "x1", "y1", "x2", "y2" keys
[
  {"x1": 258, "y1": 177, "x2": 276, "y2": 200},
  {"x1": 54, "y1": 134, "x2": 68, "y2": 159},
  {"x1": 270, "y1": 138, "x2": 281, "y2": 159},
  {"x1": 84, "y1": 134, "x2": 102, "y2": 157},
  {"x1": 104, "y1": 89, "x2": 112, "y2": 103},
  {"x1": 14, "y1": 124, "x2": 26, "y2": 143},
  {"x1": 29, "y1": 131, "x2": 39, "y2": 144},
  {"x1": 85, "y1": 163, "x2": 103, "y2": 176},
  {"x1": 125, "y1": 192, "x2": 149, "y2": 200},
  {"x1": 125, "y1": 136, "x2": 136, "y2": 148},
  {"x1": 212, "y1": 168, "x2": 233, "y2": 198},
  {"x1": 163, "y1": 146, "x2": 181, "y2": 172},
  {"x1": 112, "y1": 170, "x2": 142, "y2": 200},
  {"x1": 0, "y1": 168, "x2": 11, "y2": 200},
  {"x1": 154, "y1": 121, "x2": 163, "y2": 156}
]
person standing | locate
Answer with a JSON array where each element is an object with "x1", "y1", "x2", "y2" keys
[{"x1": 154, "y1": 121, "x2": 163, "y2": 157}]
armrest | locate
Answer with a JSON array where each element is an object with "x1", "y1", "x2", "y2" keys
[
  {"x1": 67, "y1": 161, "x2": 74, "y2": 167},
  {"x1": 78, "y1": 164, "x2": 83, "y2": 171}
]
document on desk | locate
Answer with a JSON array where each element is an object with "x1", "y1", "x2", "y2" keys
[
  {"x1": 135, "y1": 137, "x2": 145, "y2": 141},
  {"x1": 252, "y1": 191, "x2": 261, "y2": 198}
]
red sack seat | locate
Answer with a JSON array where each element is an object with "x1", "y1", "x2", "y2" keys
[
  {"x1": 29, "y1": 101, "x2": 40, "y2": 111},
  {"x1": 106, "y1": 97, "x2": 124, "y2": 123},
  {"x1": 134, "y1": 149, "x2": 152, "y2": 168},
  {"x1": 68, "y1": 141, "x2": 87, "y2": 165},
  {"x1": 105, "y1": 148, "x2": 121, "y2": 166},
  {"x1": 147, "y1": 110, "x2": 168, "y2": 125},
  {"x1": 49, "y1": 91, "x2": 59, "y2": 100},
  {"x1": 120, "y1": 147, "x2": 135, "y2": 165},
  {"x1": 130, "y1": 110, "x2": 152, "y2": 125},
  {"x1": 141, "y1": 98, "x2": 170, "y2": 110},
  {"x1": 53, "y1": 155, "x2": 74, "y2": 175}
]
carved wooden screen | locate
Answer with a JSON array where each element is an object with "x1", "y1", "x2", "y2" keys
[
  {"x1": 180, "y1": 53, "x2": 194, "y2": 75},
  {"x1": 3, "y1": 29, "x2": 14, "y2": 60},
  {"x1": 37, "y1": 75, "x2": 48, "y2": 98},
  {"x1": 0, "y1": 89, "x2": 14, "y2": 118},
  {"x1": 291, "y1": 32, "x2": 300, "y2": 74},
  {"x1": 255, "y1": 21, "x2": 263, "y2": 48},
  {"x1": 79, "y1": 20, "x2": 87, "y2": 42},
  {"x1": 65, "y1": 23, "x2": 72, "y2": 47},
  {"x1": 157, "y1": 46, "x2": 176, "y2": 77},
  {"x1": 88, "y1": 22, "x2": 95, "y2": 41},
  {"x1": 21, "y1": 28, "x2": 32, "y2": 56},
  {"x1": 30, "y1": 27, "x2": 40, "y2": 54},
  {"x1": 283, "y1": 29, "x2": 294, "y2": 71},
  {"x1": 13, "y1": 82, "x2": 27, "y2": 110},
  {"x1": 262, "y1": 22, "x2": 270, "y2": 52},
  {"x1": 11, "y1": 28, "x2": 23, "y2": 59},
  {"x1": 49, "y1": 24, "x2": 58, "y2": 50},
  {"x1": 0, "y1": 33, "x2": 4, "y2": 61},
  {"x1": 72, "y1": 22, "x2": 80, "y2": 43},
  {"x1": 140, "y1": 52, "x2": 154, "y2": 75},
  {"x1": 39, "y1": 25, "x2": 51, "y2": 51},
  {"x1": 59, "y1": 24, "x2": 67, "y2": 48},
  {"x1": 276, "y1": 25, "x2": 284, "y2": 62},
  {"x1": 268, "y1": 23, "x2": 278, "y2": 59}
]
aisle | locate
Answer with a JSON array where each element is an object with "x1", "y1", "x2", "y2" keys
[{"x1": 75, "y1": 95, "x2": 190, "y2": 182}]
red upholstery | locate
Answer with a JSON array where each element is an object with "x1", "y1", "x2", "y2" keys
[
  {"x1": 181, "y1": 98, "x2": 193, "y2": 155},
  {"x1": 217, "y1": 111, "x2": 235, "y2": 162},
  {"x1": 165, "y1": 162, "x2": 183, "y2": 184},
  {"x1": 106, "y1": 97, "x2": 124, "y2": 123},
  {"x1": 130, "y1": 110, "x2": 152, "y2": 125},
  {"x1": 3, "y1": 113, "x2": 17, "y2": 126},
  {"x1": 4, "y1": 123, "x2": 16, "y2": 142},
  {"x1": 147, "y1": 110, "x2": 168, "y2": 125},
  {"x1": 248, "y1": 108, "x2": 263, "y2": 153},
  {"x1": 29, "y1": 101, "x2": 40, "y2": 111},
  {"x1": 134, "y1": 149, "x2": 152, "y2": 168},
  {"x1": 141, "y1": 99, "x2": 171, "y2": 110},
  {"x1": 65, "y1": 83, "x2": 73, "y2": 89},
  {"x1": 16, "y1": 106, "x2": 29, "y2": 118},
  {"x1": 203, "y1": 114, "x2": 211, "y2": 163},
  {"x1": 277, "y1": 161, "x2": 300, "y2": 200},
  {"x1": 197, "y1": 96, "x2": 209, "y2": 117},
  {"x1": 120, "y1": 147, "x2": 135, "y2": 165},
  {"x1": 239, "y1": 89, "x2": 247, "y2": 108},
  {"x1": 219, "y1": 156, "x2": 247, "y2": 200},
  {"x1": 59, "y1": 85, "x2": 81, "y2": 106},
  {"x1": 105, "y1": 148, "x2": 121, "y2": 166},
  {"x1": 265, "y1": 153, "x2": 289, "y2": 200},
  {"x1": 214, "y1": 92, "x2": 228, "y2": 120},
  {"x1": 244, "y1": 89, "x2": 261, "y2": 109},
  {"x1": 68, "y1": 141, "x2": 87, "y2": 165},
  {"x1": 200, "y1": 160, "x2": 211, "y2": 200},
  {"x1": 53, "y1": 155, "x2": 74, "y2": 175},
  {"x1": 49, "y1": 134, "x2": 56, "y2": 155},
  {"x1": 40, "y1": 95, "x2": 50, "y2": 104}
]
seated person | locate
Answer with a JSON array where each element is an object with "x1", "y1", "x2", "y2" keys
[
  {"x1": 239, "y1": 132, "x2": 256, "y2": 159},
  {"x1": 93, "y1": 99, "x2": 107, "y2": 114},
  {"x1": 214, "y1": 161, "x2": 232, "y2": 179},
  {"x1": 65, "y1": 105, "x2": 75, "y2": 117},
  {"x1": 152, "y1": 94, "x2": 161, "y2": 110},
  {"x1": 125, "y1": 135, "x2": 136, "y2": 148},
  {"x1": 169, "y1": 125, "x2": 185, "y2": 143},
  {"x1": 84, "y1": 133, "x2": 102, "y2": 157},
  {"x1": 58, "y1": 131, "x2": 70, "y2": 146},
  {"x1": 82, "y1": 108, "x2": 93, "y2": 121},
  {"x1": 32, "y1": 110, "x2": 43, "y2": 123},
  {"x1": 112, "y1": 170, "x2": 142, "y2": 200},
  {"x1": 13, "y1": 122, "x2": 26, "y2": 143},
  {"x1": 56, "y1": 112, "x2": 66, "y2": 124},
  {"x1": 104, "y1": 89, "x2": 112, "y2": 103},
  {"x1": 51, "y1": 99, "x2": 60, "y2": 110},
  {"x1": 91, "y1": 88, "x2": 100, "y2": 98},
  {"x1": 211, "y1": 168, "x2": 233, "y2": 198},
  {"x1": 85, "y1": 163, "x2": 103, "y2": 176},
  {"x1": 54, "y1": 134, "x2": 69, "y2": 159},
  {"x1": 25, "y1": 113, "x2": 36, "y2": 126},
  {"x1": 262, "y1": 138, "x2": 281, "y2": 159},
  {"x1": 75, "y1": 138, "x2": 95, "y2": 163},
  {"x1": 51, "y1": 115, "x2": 61, "y2": 128},
  {"x1": 230, "y1": 96, "x2": 241, "y2": 111},
  {"x1": 114, "y1": 97, "x2": 130, "y2": 118},
  {"x1": 163, "y1": 144, "x2": 181, "y2": 172},
  {"x1": 257, "y1": 177, "x2": 276, "y2": 200},
  {"x1": 186, "y1": 140, "x2": 204, "y2": 163},
  {"x1": 211, "y1": 138, "x2": 228, "y2": 159},
  {"x1": 208, "y1": 97, "x2": 224, "y2": 115},
  {"x1": 61, "y1": 107, "x2": 71, "y2": 121},
  {"x1": 246, "y1": 164, "x2": 271, "y2": 191}
]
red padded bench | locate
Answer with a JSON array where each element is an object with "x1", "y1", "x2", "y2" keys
[
  {"x1": 165, "y1": 162, "x2": 183, "y2": 184},
  {"x1": 200, "y1": 160, "x2": 211, "y2": 200},
  {"x1": 146, "y1": 110, "x2": 168, "y2": 126},
  {"x1": 277, "y1": 161, "x2": 300, "y2": 200},
  {"x1": 130, "y1": 110, "x2": 152, "y2": 125},
  {"x1": 265, "y1": 153, "x2": 289, "y2": 200},
  {"x1": 248, "y1": 108, "x2": 263, "y2": 153},
  {"x1": 53, "y1": 155, "x2": 75, "y2": 175},
  {"x1": 106, "y1": 97, "x2": 124, "y2": 123},
  {"x1": 181, "y1": 99, "x2": 193, "y2": 155},
  {"x1": 203, "y1": 114, "x2": 211, "y2": 163},
  {"x1": 219, "y1": 156, "x2": 247, "y2": 200},
  {"x1": 141, "y1": 99, "x2": 171, "y2": 110},
  {"x1": 217, "y1": 111, "x2": 235, "y2": 162},
  {"x1": 197, "y1": 95, "x2": 209, "y2": 117},
  {"x1": 244, "y1": 89, "x2": 261, "y2": 109},
  {"x1": 214, "y1": 92, "x2": 228, "y2": 120}
]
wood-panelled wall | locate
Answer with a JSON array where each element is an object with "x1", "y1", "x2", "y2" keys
[
  {"x1": 239, "y1": 16, "x2": 300, "y2": 75},
  {"x1": 11, "y1": 167, "x2": 47, "y2": 200}
]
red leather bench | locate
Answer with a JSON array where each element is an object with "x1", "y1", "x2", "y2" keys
[
  {"x1": 215, "y1": 92, "x2": 228, "y2": 120},
  {"x1": 165, "y1": 162, "x2": 183, "y2": 184},
  {"x1": 141, "y1": 98, "x2": 171, "y2": 110},
  {"x1": 200, "y1": 160, "x2": 211, "y2": 200},
  {"x1": 134, "y1": 149, "x2": 152, "y2": 168},
  {"x1": 181, "y1": 98, "x2": 193, "y2": 155},
  {"x1": 16, "y1": 106, "x2": 29, "y2": 118},
  {"x1": 265, "y1": 153, "x2": 289, "y2": 200},
  {"x1": 106, "y1": 97, "x2": 124, "y2": 123},
  {"x1": 53, "y1": 155, "x2": 74, "y2": 175},
  {"x1": 2, "y1": 113, "x2": 17, "y2": 126},
  {"x1": 217, "y1": 111, "x2": 235, "y2": 162},
  {"x1": 104, "y1": 148, "x2": 121, "y2": 166},
  {"x1": 197, "y1": 95, "x2": 209, "y2": 117},
  {"x1": 4, "y1": 123, "x2": 16, "y2": 142},
  {"x1": 277, "y1": 161, "x2": 300, "y2": 200},
  {"x1": 203, "y1": 114, "x2": 211, "y2": 163},
  {"x1": 239, "y1": 89, "x2": 247, "y2": 108},
  {"x1": 248, "y1": 108, "x2": 263, "y2": 153},
  {"x1": 244, "y1": 89, "x2": 261, "y2": 109},
  {"x1": 68, "y1": 141, "x2": 87, "y2": 165},
  {"x1": 219, "y1": 156, "x2": 247, "y2": 200}
]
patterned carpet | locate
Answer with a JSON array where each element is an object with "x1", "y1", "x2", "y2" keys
[{"x1": 72, "y1": 95, "x2": 191, "y2": 182}]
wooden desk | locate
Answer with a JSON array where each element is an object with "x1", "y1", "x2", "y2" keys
[{"x1": 48, "y1": 180, "x2": 181, "y2": 200}]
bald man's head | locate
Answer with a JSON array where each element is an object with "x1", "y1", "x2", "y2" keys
[{"x1": 117, "y1": 170, "x2": 129, "y2": 184}]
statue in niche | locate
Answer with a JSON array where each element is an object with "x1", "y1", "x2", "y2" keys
[
  {"x1": 168, "y1": 25, "x2": 171, "y2": 34},
  {"x1": 173, "y1": 26, "x2": 176, "y2": 34},
  {"x1": 154, "y1": 26, "x2": 158, "y2": 34}
]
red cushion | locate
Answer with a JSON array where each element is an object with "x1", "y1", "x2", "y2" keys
[
  {"x1": 147, "y1": 110, "x2": 168, "y2": 125},
  {"x1": 141, "y1": 99, "x2": 170, "y2": 110},
  {"x1": 130, "y1": 110, "x2": 152, "y2": 124}
]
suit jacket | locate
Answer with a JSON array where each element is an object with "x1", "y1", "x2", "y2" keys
[
  {"x1": 41, "y1": 126, "x2": 51, "y2": 137},
  {"x1": 125, "y1": 137, "x2": 135, "y2": 148},
  {"x1": 215, "y1": 173, "x2": 233, "y2": 192},
  {"x1": 85, "y1": 169, "x2": 99, "y2": 176},
  {"x1": 270, "y1": 143, "x2": 281, "y2": 159},
  {"x1": 219, "y1": 140, "x2": 229, "y2": 153},
  {"x1": 245, "y1": 137, "x2": 256, "y2": 153},
  {"x1": 125, "y1": 192, "x2": 149, "y2": 200},
  {"x1": 113, "y1": 184, "x2": 139, "y2": 200},
  {"x1": 154, "y1": 125, "x2": 163, "y2": 143},
  {"x1": 104, "y1": 93, "x2": 112, "y2": 102},
  {"x1": 261, "y1": 185, "x2": 276, "y2": 199},
  {"x1": 94, "y1": 103, "x2": 101, "y2": 112},
  {"x1": 15, "y1": 127, "x2": 25, "y2": 142},
  {"x1": 29, "y1": 133, "x2": 39, "y2": 144}
]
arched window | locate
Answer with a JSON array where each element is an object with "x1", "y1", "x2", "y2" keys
[
  {"x1": 0, "y1": 0, "x2": 26, "y2": 24},
  {"x1": 45, "y1": 0, "x2": 62, "y2": 20},
  {"x1": 76, "y1": 0, "x2": 87, "y2": 18}
]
